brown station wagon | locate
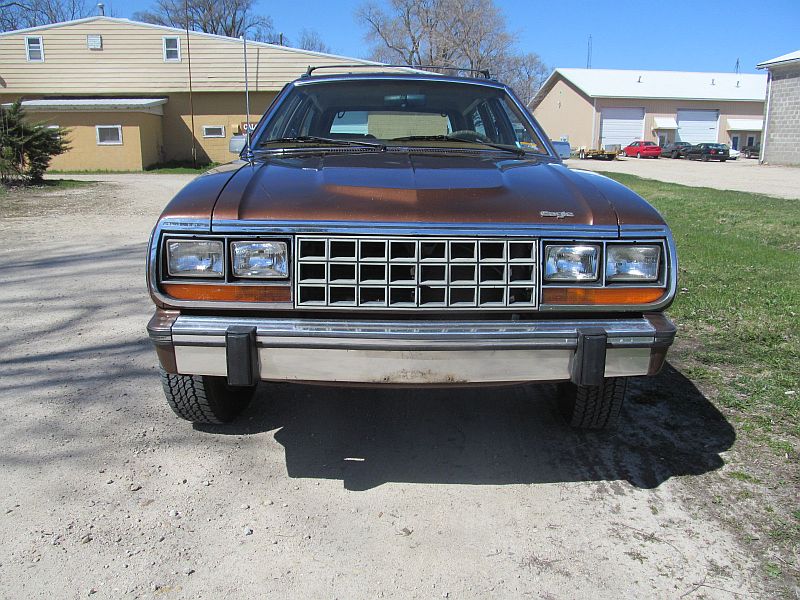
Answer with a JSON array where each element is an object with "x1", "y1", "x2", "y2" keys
[{"x1": 146, "y1": 69, "x2": 677, "y2": 429}]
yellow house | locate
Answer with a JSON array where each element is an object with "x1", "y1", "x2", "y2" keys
[{"x1": 0, "y1": 17, "x2": 380, "y2": 170}]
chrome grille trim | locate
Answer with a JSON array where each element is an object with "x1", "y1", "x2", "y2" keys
[{"x1": 294, "y1": 236, "x2": 538, "y2": 310}]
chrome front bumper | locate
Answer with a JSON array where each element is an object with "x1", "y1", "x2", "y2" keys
[{"x1": 148, "y1": 312, "x2": 676, "y2": 386}]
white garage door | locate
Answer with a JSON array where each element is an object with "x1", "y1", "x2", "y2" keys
[
  {"x1": 677, "y1": 109, "x2": 719, "y2": 144},
  {"x1": 600, "y1": 108, "x2": 644, "y2": 148}
]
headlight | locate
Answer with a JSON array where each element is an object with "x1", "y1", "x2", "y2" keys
[
  {"x1": 167, "y1": 240, "x2": 223, "y2": 278},
  {"x1": 544, "y1": 245, "x2": 599, "y2": 281},
  {"x1": 232, "y1": 241, "x2": 288, "y2": 278},
  {"x1": 606, "y1": 245, "x2": 661, "y2": 282}
]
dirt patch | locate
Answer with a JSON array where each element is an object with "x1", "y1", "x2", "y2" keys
[{"x1": 0, "y1": 174, "x2": 793, "y2": 598}]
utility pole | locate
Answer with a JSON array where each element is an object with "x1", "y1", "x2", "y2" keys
[
  {"x1": 586, "y1": 35, "x2": 592, "y2": 69},
  {"x1": 734, "y1": 58, "x2": 740, "y2": 74}
]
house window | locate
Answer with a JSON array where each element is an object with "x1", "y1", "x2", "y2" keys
[
  {"x1": 26, "y1": 36, "x2": 44, "y2": 62},
  {"x1": 202, "y1": 125, "x2": 226, "y2": 138},
  {"x1": 96, "y1": 125, "x2": 123, "y2": 145},
  {"x1": 746, "y1": 135, "x2": 755, "y2": 146},
  {"x1": 163, "y1": 36, "x2": 181, "y2": 62}
]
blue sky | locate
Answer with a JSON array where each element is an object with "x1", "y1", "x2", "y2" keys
[{"x1": 104, "y1": 0, "x2": 799, "y2": 74}]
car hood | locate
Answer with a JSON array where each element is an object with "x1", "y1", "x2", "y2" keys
[{"x1": 207, "y1": 152, "x2": 666, "y2": 228}]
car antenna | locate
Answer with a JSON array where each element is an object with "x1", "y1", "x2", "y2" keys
[{"x1": 241, "y1": 35, "x2": 254, "y2": 163}]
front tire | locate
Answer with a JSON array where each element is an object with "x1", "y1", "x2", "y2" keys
[
  {"x1": 160, "y1": 368, "x2": 256, "y2": 424},
  {"x1": 558, "y1": 377, "x2": 627, "y2": 430}
]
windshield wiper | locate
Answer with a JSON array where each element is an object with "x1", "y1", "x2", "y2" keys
[
  {"x1": 390, "y1": 135, "x2": 526, "y2": 156},
  {"x1": 258, "y1": 135, "x2": 386, "y2": 150}
]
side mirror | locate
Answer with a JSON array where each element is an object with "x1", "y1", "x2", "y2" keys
[{"x1": 229, "y1": 134, "x2": 247, "y2": 155}]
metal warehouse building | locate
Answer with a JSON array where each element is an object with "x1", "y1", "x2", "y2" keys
[
  {"x1": 0, "y1": 17, "x2": 379, "y2": 170},
  {"x1": 530, "y1": 68, "x2": 767, "y2": 152},
  {"x1": 758, "y1": 50, "x2": 800, "y2": 166}
]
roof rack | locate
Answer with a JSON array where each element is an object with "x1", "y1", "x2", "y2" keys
[{"x1": 303, "y1": 64, "x2": 492, "y2": 79}]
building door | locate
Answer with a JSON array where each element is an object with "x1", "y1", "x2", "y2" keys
[
  {"x1": 731, "y1": 135, "x2": 740, "y2": 150},
  {"x1": 677, "y1": 109, "x2": 719, "y2": 144},
  {"x1": 747, "y1": 135, "x2": 756, "y2": 146},
  {"x1": 600, "y1": 107, "x2": 645, "y2": 149}
]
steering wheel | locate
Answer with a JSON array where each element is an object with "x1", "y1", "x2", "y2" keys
[{"x1": 449, "y1": 130, "x2": 491, "y2": 143}]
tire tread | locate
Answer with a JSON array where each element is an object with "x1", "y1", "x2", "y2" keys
[{"x1": 160, "y1": 369, "x2": 252, "y2": 424}]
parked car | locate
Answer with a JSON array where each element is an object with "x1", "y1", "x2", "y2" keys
[
  {"x1": 146, "y1": 69, "x2": 677, "y2": 431},
  {"x1": 660, "y1": 142, "x2": 691, "y2": 159},
  {"x1": 622, "y1": 140, "x2": 661, "y2": 158},
  {"x1": 684, "y1": 143, "x2": 730, "y2": 162},
  {"x1": 726, "y1": 145, "x2": 740, "y2": 160},
  {"x1": 741, "y1": 144, "x2": 760, "y2": 159}
]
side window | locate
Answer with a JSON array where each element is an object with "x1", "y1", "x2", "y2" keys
[
  {"x1": 163, "y1": 36, "x2": 181, "y2": 62},
  {"x1": 499, "y1": 100, "x2": 534, "y2": 146},
  {"x1": 26, "y1": 36, "x2": 44, "y2": 62},
  {"x1": 469, "y1": 109, "x2": 487, "y2": 137}
]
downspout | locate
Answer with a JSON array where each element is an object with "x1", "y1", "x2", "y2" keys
[
  {"x1": 760, "y1": 70, "x2": 772, "y2": 165},
  {"x1": 591, "y1": 98, "x2": 597, "y2": 148}
]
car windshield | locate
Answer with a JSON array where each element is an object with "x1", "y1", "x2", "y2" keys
[{"x1": 255, "y1": 78, "x2": 548, "y2": 155}]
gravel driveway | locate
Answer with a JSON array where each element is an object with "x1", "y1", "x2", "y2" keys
[
  {"x1": 568, "y1": 155, "x2": 800, "y2": 200},
  {"x1": 0, "y1": 174, "x2": 766, "y2": 598}
]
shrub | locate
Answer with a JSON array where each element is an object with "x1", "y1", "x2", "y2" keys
[{"x1": 0, "y1": 100, "x2": 69, "y2": 182}]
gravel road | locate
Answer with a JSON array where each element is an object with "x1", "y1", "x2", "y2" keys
[
  {"x1": 568, "y1": 155, "x2": 800, "y2": 200},
  {"x1": 0, "y1": 174, "x2": 767, "y2": 598}
]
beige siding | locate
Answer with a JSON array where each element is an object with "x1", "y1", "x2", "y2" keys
[
  {"x1": 532, "y1": 78, "x2": 594, "y2": 149},
  {"x1": 0, "y1": 17, "x2": 374, "y2": 94}
]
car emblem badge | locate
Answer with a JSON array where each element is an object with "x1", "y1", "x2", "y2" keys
[{"x1": 539, "y1": 210, "x2": 574, "y2": 219}]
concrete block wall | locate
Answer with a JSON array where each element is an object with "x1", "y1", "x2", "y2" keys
[{"x1": 764, "y1": 66, "x2": 800, "y2": 166}]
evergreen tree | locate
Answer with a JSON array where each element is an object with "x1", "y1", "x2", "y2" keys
[{"x1": 0, "y1": 100, "x2": 69, "y2": 181}]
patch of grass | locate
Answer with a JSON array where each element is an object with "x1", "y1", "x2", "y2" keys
[
  {"x1": 49, "y1": 161, "x2": 219, "y2": 175},
  {"x1": 600, "y1": 173, "x2": 800, "y2": 443},
  {"x1": 728, "y1": 471, "x2": 762, "y2": 484},
  {"x1": 2, "y1": 178, "x2": 90, "y2": 192},
  {"x1": 763, "y1": 562, "x2": 782, "y2": 578}
]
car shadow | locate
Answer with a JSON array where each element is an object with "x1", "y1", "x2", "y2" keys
[{"x1": 197, "y1": 362, "x2": 734, "y2": 491}]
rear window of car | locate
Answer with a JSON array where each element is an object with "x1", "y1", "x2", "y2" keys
[{"x1": 707, "y1": 144, "x2": 726, "y2": 149}]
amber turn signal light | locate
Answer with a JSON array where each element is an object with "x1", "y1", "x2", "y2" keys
[
  {"x1": 542, "y1": 287, "x2": 666, "y2": 305},
  {"x1": 161, "y1": 283, "x2": 291, "y2": 303}
]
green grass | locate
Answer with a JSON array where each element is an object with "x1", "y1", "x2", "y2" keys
[
  {"x1": 2, "y1": 178, "x2": 89, "y2": 192},
  {"x1": 600, "y1": 173, "x2": 800, "y2": 444},
  {"x1": 49, "y1": 161, "x2": 219, "y2": 175}
]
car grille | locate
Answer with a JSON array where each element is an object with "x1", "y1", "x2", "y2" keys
[{"x1": 294, "y1": 236, "x2": 538, "y2": 310}]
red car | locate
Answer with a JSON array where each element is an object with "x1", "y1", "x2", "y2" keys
[{"x1": 622, "y1": 141, "x2": 661, "y2": 158}]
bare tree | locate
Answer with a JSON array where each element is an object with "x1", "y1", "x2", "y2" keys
[
  {"x1": 133, "y1": 0, "x2": 274, "y2": 41},
  {"x1": 356, "y1": 0, "x2": 548, "y2": 102},
  {"x1": 298, "y1": 28, "x2": 331, "y2": 54},
  {"x1": 1, "y1": 0, "x2": 91, "y2": 32}
]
